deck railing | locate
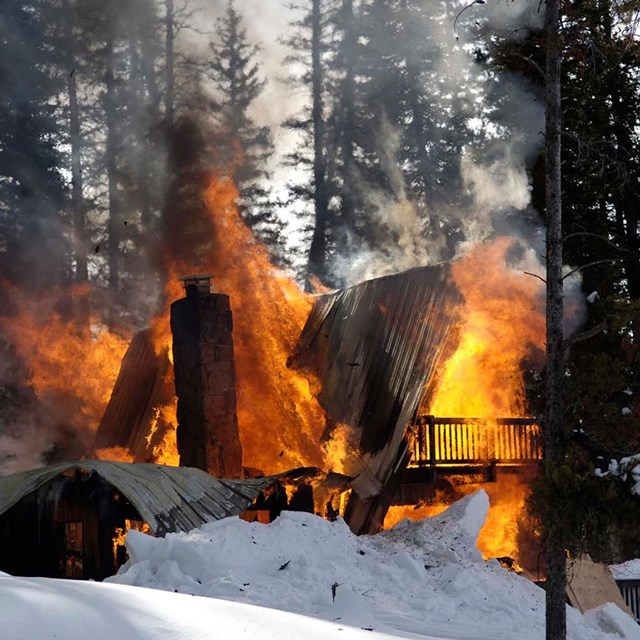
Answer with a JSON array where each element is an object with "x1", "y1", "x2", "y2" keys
[
  {"x1": 408, "y1": 416, "x2": 543, "y2": 467},
  {"x1": 616, "y1": 580, "x2": 640, "y2": 623}
]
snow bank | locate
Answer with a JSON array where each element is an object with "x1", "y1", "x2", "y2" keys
[
  {"x1": 0, "y1": 575, "x2": 414, "y2": 640},
  {"x1": 109, "y1": 490, "x2": 638, "y2": 640},
  {"x1": 585, "y1": 603, "x2": 640, "y2": 639}
]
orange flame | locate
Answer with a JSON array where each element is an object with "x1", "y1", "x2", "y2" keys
[
  {"x1": 0, "y1": 285, "x2": 129, "y2": 455},
  {"x1": 152, "y1": 175, "x2": 328, "y2": 473},
  {"x1": 387, "y1": 238, "x2": 547, "y2": 564},
  {"x1": 95, "y1": 447, "x2": 134, "y2": 463},
  {"x1": 429, "y1": 237, "x2": 545, "y2": 418},
  {"x1": 384, "y1": 478, "x2": 532, "y2": 563}
]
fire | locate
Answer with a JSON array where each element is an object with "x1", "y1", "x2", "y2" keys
[
  {"x1": 0, "y1": 285, "x2": 129, "y2": 455},
  {"x1": 95, "y1": 447, "x2": 133, "y2": 463},
  {"x1": 0, "y1": 171, "x2": 331, "y2": 474},
  {"x1": 145, "y1": 403, "x2": 180, "y2": 467},
  {"x1": 153, "y1": 175, "x2": 328, "y2": 473},
  {"x1": 385, "y1": 239, "x2": 546, "y2": 564},
  {"x1": 429, "y1": 237, "x2": 545, "y2": 418},
  {"x1": 384, "y1": 478, "x2": 531, "y2": 563}
]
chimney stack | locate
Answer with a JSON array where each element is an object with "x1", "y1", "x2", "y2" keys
[{"x1": 170, "y1": 275, "x2": 243, "y2": 477}]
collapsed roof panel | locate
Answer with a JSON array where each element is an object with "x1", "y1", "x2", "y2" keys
[
  {"x1": 291, "y1": 264, "x2": 462, "y2": 499},
  {"x1": 0, "y1": 461, "x2": 284, "y2": 535}
]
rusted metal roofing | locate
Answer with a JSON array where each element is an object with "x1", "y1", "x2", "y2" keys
[
  {"x1": 292, "y1": 264, "x2": 462, "y2": 499},
  {"x1": 0, "y1": 461, "x2": 284, "y2": 535}
]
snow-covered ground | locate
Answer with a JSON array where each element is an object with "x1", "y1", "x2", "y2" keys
[
  {"x1": 1, "y1": 490, "x2": 638, "y2": 640},
  {"x1": 0, "y1": 575, "x2": 418, "y2": 640}
]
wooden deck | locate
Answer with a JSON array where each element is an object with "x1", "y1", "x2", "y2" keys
[{"x1": 408, "y1": 415, "x2": 543, "y2": 468}]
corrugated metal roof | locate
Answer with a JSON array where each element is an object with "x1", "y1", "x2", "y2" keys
[
  {"x1": 0, "y1": 461, "x2": 285, "y2": 535},
  {"x1": 292, "y1": 265, "x2": 462, "y2": 499}
]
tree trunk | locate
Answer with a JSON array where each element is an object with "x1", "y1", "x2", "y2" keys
[
  {"x1": 62, "y1": 0, "x2": 88, "y2": 283},
  {"x1": 105, "y1": 26, "x2": 121, "y2": 293},
  {"x1": 307, "y1": 0, "x2": 330, "y2": 288},
  {"x1": 165, "y1": 0, "x2": 175, "y2": 125},
  {"x1": 339, "y1": 0, "x2": 357, "y2": 243},
  {"x1": 544, "y1": 1, "x2": 567, "y2": 639}
]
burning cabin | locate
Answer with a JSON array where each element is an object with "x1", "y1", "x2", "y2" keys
[
  {"x1": 0, "y1": 461, "x2": 295, "y2": 580},
  {"x1": 0, "y1": 260, "x2": 545, "y2": 579}
]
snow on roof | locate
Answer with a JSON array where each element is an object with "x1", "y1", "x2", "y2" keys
[
  {"x1": 611, "y1": 559, "x2": 640, "y2": 581},
  {"x1": 0, "y1": 460, "x2": 284, "y2": 535}
]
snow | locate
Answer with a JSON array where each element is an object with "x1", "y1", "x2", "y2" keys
[
  {"x1": 607, "y1": 454, "x2": 640, "y2": 496},
  {"x1": 1, "y1": 490, "x2": 636, "y2": 640},
  {"x1": 0, "y1": 573, "x2": 413, "y2": 640},
  {"x1": 622, "y1": 407, "x2": 632, "y2": 416},
  {"x1": 587, "y1": 291, "x2": 599, "y2": 303},
  {"x1": 611, "y1": 559, "x2": 640, "y2": 581},
  {"x1": 104, "y1": 490, "x2": 639, "y2": 640},
  {"x1": 585, "y1": 603, "x2": 640, "y2": 639}
]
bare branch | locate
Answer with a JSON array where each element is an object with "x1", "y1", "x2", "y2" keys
[
  {"x1": 562, "y1": 258, "x2": 626, "y2": 281},
  {"x1": 509, "y1": 51, "x2": 545, "y2": 82},
  {"x1": 524, "y1": 271, "x2": 547, "y2": 284},
  {"x1": 563, "y1": 319, "x2": 612, "y2": 355}
]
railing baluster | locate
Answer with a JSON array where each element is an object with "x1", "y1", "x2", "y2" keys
[{"x1": 408, "y1": 416, "x2": 543, "y2": 467}]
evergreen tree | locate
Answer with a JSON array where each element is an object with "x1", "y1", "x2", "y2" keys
[
  {"x1": 282, "y1": 0, "x2": 336, "y2": 285},
  {"x1": 209, "y1": 1, "x2": 285, "y2": 261},
  {"x1": 0, "y1": 0, "x2": 67, "y2": 288}
]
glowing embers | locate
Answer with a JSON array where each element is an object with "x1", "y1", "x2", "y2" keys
[{"x1": 112, "y1": 519, "x2": 152, "y2": 569}]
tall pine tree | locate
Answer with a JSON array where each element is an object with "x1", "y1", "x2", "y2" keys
[{"x1": 209, "y1": 1, "x2": 284, "y2": 260}]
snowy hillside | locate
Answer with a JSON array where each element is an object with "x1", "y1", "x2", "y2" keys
[{"x1": 106, "y1": 490, "x2": 639, "y2": 640}]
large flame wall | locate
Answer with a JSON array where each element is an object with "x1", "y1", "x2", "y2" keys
[
  {"x1": 429, "y1": 238, "x2": 546, "y2": 418},
  {"x1": 153, "y1": 175, "x2": 327, "y2": 473}
]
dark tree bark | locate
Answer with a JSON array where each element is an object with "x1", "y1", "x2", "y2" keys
[
  {"x1": 165, "y1": 0, "x2": 175, "y2": 125},
  {"x1": 307, "y1": 0, "x2": 330, "y2": 288},
  {"x1": 544, "y1": 1, "x2": 567, "y2": 639},
  {"x1": 399, "y1": 0, "x2": 431, "y2": 206},
  {"x1": 339, "y1": 0, "x2": 357, "y2": 240},
  {"x1": 105, "y1": 24, "x2": 122, "y2": 293},
  {"x1": 62, "y1": 0, "x2": 88, "y2": 282}
]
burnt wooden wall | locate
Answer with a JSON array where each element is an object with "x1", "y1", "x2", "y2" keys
[
  {"x1": 93, "y1": 329, "x2": 173, "y2": 461},
  {"x1": 0, "y1": 471, "x2": 140, "y2": 580}
]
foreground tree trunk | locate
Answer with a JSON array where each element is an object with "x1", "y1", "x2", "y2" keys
[{"x1": 544, "y1": 1, "x2": 567, "y2": 639}]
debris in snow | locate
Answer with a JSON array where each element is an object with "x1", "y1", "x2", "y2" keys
[
  {"x1": 587, "y1": 291, "x2": 599, "y2": 303},
  {"x1": 108, "y1": 490, "x2": 636, "y2": 640}
]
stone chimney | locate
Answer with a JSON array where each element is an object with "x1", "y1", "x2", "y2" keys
[{"x1": 170, "y1": 275, "x2": 243, "y2": 477}]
